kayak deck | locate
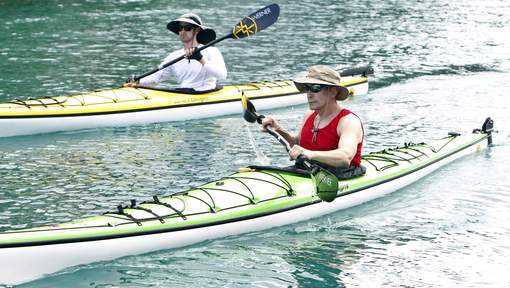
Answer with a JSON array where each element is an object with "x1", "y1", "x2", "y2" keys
[
  {"x1": 0, "y1": 77, "x2": 367, "y2": 117},
  {"x1": 0, "y1": 129, "x2": 489, "y2": 247},
  {"x1": 0, "y1": 169, "x2": 311, "y2": 246},
  {"x1": 0, "y1": 76, "x2": 369, "y2": 138}
]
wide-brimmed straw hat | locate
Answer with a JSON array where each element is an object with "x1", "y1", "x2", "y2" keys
[
  {"x1": 166, "y1": 13, "x2": 216, "y2": 44},
  {"x1": 293, "y1": 65, "x2": 350, "y2": 101}
]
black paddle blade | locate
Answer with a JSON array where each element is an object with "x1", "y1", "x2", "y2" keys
[
  {"x1": 232, "y1": 4, "x2": 280, "y2": 39},
  {"x1": 312, "y1": 167, "x2": 339, "y2": 203},
  {"x1": 242, "y1": 96, "x2": 258, "y2": 123}
]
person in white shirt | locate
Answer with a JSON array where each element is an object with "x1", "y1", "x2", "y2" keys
[{"x1": 125, "y1": 13, "x2": 227, "y2": 92}]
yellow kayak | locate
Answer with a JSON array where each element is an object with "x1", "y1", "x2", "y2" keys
[{"x1": 0, "y1": 67, "x2": 371, "y2": 137}]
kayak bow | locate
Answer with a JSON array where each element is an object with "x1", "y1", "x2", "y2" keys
[{"x1": 0, "y1": 117, "x2": 493, "y2": 285}]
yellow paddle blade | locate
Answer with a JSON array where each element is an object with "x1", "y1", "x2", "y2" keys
[{"x1": 241, "y1": 93, "x2": 248, "y2": 111}]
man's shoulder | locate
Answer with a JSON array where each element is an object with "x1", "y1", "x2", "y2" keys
[{"x1": 338, "y1": 111, "x2": 363, "y2": 131}]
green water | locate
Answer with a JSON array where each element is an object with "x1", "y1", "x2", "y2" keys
[{"x1": 1, "y1": 0, "x2": 510, "y2": 287}]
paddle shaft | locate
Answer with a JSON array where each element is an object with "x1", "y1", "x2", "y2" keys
[
  {"x1": 247, "y1": 102, "x2": 315, "y2": 169},
  {"x1": 132, "y1": 4, "x2": 280, "y2": 82},
  {"x1": 134, "y1": 34, "x2": 232, "y2": 82},
  {"x1": 262, "y1": 120, "x2": 313, "y2": 170},
  {"x1": 264, "y1": 125, "x2": 291, "y2": 152}
]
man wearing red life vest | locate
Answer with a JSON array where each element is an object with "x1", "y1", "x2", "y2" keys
[{"x1": 261, "y1": 65, "x2": 365, "y2": 178}]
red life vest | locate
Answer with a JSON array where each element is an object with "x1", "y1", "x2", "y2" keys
[{"x1": 299, "y1": 109, "x2": 363, "y2": 167}]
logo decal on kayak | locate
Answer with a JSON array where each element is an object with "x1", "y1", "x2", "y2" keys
[
  {"x1": 316, "y1": 173, "x2": 348, "y2": 192},
  {"x1": 233, "y1": 17, "x2": 258, "y2": 39},
  {"x1": 318, "y1": 173, "x2": 332, "y2": 185}
]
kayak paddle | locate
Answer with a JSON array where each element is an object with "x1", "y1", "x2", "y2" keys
[
  {"x1": 241, "y1": 94, "x2": 339, "y2": 202},
  {"x1": 132, "y1": 4, "x2": 280, "y2": 82}
]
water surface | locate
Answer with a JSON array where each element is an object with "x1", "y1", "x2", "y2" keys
[{"x1": 1, "y1": 0, "x2": 510, "y2": 287}]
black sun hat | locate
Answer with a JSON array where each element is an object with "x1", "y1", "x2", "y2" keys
[{"x1": 166, "y1": 13, "x2": 216, "y2": 44}]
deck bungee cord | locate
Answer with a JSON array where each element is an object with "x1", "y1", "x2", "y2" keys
[
  {"x1": 7, "y1": 88, "x2": 152, "y2": 108},
  {"x1": 5, "y1": 80, "x2": 301, "y2": 109},
  {"x1": 99, "y1": 170, "x2": 295, "y2": 227},
  {"x1": 362, "y1": 134, "x2": 460, "y2": 171},
  {"x1": 5, "y1": 170, "x2": 294, "y2": 234},
  {"x1": 0, "y1": 71, "x2": 370, "y2": 138},
  {"x1": 2, "y1": 65, "x2": 371, "y2": 110},
  {"x1": 8, "y1": 97, "x2": 67, "y2": 108}
]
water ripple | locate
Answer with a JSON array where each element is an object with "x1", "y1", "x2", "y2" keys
[{"x1": 2, "y1": 0, "x2": 510, "y2": 287}]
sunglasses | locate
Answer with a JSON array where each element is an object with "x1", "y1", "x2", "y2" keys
[
  {"x1": 178, "y1": 24, "x2": 195, "y2": 32},
  {"x1": 301, "y1": 83, "x2": 329, "y2": 93}
]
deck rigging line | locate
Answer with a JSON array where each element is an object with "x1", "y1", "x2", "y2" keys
[
  {"x1": 6, "y1": 89, "x2": 150, "y2": 108},
  {"x1": 10, "y1": 170, "x2": 294, "y2": 233},
  {"x1": 362, "y1": 135, "x2": 458, "y2": 171}
]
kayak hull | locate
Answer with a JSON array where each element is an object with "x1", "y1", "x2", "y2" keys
[
  {"x1": 0, "y1": 91, "x2": 306, "y2": 137},
  {"x1": 0, "y1": 122, "x2": 491, "y2": 285},
  {"x1": 0, "y1": 78, "x2": 368, "y2": 138}
]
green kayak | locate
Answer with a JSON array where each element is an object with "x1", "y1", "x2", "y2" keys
[{"x1": 0, "y1": 117, "x2": 493, "y2": 285}]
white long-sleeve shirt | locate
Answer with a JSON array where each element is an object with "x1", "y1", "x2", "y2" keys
[{"x1": 139, "y1": 45, "x2": 227, "y2": 91}]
